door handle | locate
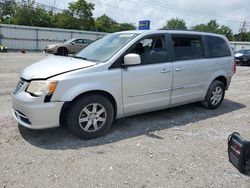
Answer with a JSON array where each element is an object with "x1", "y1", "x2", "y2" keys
[
  {"x1": 175, "y1": 67, "x2": 184, "y2": 71},
  {"x1": 160, "y1": 69, "x2": 171, "y2": 73}
]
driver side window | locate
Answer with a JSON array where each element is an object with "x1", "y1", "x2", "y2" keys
[{"x1": 130, "y1": 35, "x2": 168, "y2": 65}]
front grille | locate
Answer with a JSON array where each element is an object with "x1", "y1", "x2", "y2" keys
[{"x1": 13, "y1": 79, "x2": 25, "y2": 95}]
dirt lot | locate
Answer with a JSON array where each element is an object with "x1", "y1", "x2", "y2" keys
[{"x1": 0, "y1": 53, "x2": 250, "y2": 188}]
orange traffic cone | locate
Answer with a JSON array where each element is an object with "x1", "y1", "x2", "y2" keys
[{"x1": 21, "y1": 48, "x2": 26, "y2": 54}]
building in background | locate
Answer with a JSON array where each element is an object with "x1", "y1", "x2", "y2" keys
[
  {"x1": 1, "y1": 23, "x2": 250, "y2": 52},
  {"x1": 230, "y1": 41, "x2": 250, "y2": 51},
  {"x1": 0, "y1": 24, "x2": 106, "y2": 51}
]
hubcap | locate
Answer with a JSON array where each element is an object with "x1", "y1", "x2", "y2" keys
[
  {"x1": 79, "y1": 103, "x2": 107, "y2": 132},
  {"x1": 210, "y1": 86, "x2": 223, "y2": 105}
]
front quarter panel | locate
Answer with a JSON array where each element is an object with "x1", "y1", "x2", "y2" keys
[{"x1": 51, "y1": 68, "x2": 123, "y2": 117}]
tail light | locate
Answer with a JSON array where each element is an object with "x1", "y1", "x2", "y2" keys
[{"x1": 234, "y1": 59, "x2": 236, "y2": 74}]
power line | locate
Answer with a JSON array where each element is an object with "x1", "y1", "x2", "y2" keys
[
  {"x1": 16, "y1": 0, "x2": 65, "y2": 13},
  {"x1": 142, "y1": 0, "x2": 245, "y2": 23},
  {"x1": 129, "y1": 0, "x2": 244, "y2": 23},
  {"x1": 92, "y1": 0, "x2": 249, "y2": 33}
]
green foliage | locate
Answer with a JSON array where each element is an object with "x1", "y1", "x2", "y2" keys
[
  {"x1": 0, "y1": 0, "x2": 135, "y2": 32},
  {"x1": 118, "y1": 23, "x2": 136, "y2": 31},
  {"x1": 164, "y1": 18, "x2": 187, "y2": 30},
  {"x1": 0, "y1": 0, "x2": 16, "y2": 17},
  {"x1": 0, "y1": 0, "x2": 249, "y2": 41},
  {"x1": 192, "y1": 20, "x2": 233, "y2": 40},
  {"x1": 233, "y1": 32, "x2": 250, "y2": 42},
  {"x1": 95, "y1": 14, "x2": 135, "y2": 32},
  {"x1": 0, "y1": 0, "x2": 16, "y2": 22},
  {"x1": 10, "y1": 0, "x2": 52, "y2": 27},
  {"x1": 217, "y1": 25, "x2": 233, "y2": 41},
  {"x1": 95, "y1": 14, "x2": 118, "y2": 32},
  {"x1": 52, "y1": 10, "x2": 80, "y2": 29},
  {"x1": 68, "y1": 0, "x2": 95, "y2": 30}
]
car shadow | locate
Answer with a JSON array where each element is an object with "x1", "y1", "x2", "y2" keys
[{"x1": 19, "y1": 99, "x2": 246, "y2": 150}]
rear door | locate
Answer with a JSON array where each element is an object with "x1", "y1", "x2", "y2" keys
[
  {"x1": 170, "y1": 34, "x2": 211, "y2": 105},
  {"x1": 122, "y1": 34, "x2": 173, "y2": 114}
]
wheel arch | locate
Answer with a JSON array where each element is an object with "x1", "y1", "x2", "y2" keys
[
  {"x1": 60, "y1": 90, "x2": 118, "y2": 127},
  {"x1": 214, "y1": 76, "x2": 227, "y2": 88},
  {"x1": 57, "y1": 46, "x2": 68, "y2": 54}
]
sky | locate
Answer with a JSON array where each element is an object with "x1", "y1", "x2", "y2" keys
[{"x1": 36, "y1": 0, "x2": 250, "y2": 33}]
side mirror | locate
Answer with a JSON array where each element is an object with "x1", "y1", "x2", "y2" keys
[{"x1": 124, "y1": 53, "x2": 141, "y2": 66}]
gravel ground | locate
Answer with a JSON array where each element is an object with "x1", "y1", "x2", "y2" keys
[{"x1": 0, "y1": 53, "x2": 250, "y2": 188}]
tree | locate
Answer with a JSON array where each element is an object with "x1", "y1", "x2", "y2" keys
[
  {"x1": 192, "y1": 20, "x2": 233, "y2": 40},
  {"x1": 95, "y1": 14, "x2": 119, "y2": 32},
  {"x1": 217, "y1": 25, "x2": 233, "y2": 41},
  {"x1": 0, "y1": 0, "x2": 16, "y2": 18},
  {"x1": 13, "y1": 0, "x2": 36, "y2": 26},
  {"x1": 68, "y1": 0, "x2": 95, "y2": 30},
  {"x1": 0, "y1": 0, "x2": 16, "y2": 23},
  {"x1": 95, "y1": 14, "x2": 136, "y2": 32},
  {"x1": 233, "y1": 32, "x2": 250, "y2": 41},
  {"x1": 192, "y1": 20, "x2": 219, "y2": 33},
  {"x1": 53, "y1": 10, "x2": 80, "y2": 29},
  {"x1": 13, "y1": 0, "x2": 53, "y2": 27},
  {"x1": 118, "y1": 23, "x2": 136, "y2": 31},
  {"x1": 163, "y1": 18, "x2": 187, "y2": 30}
]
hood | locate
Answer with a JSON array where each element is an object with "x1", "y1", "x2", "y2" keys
[
  {"x1": 21, "y1": 55, "x2": 96, "y2": 80},
  {"x1": 235, "y1": 53, "x2": 243, "y2": 58}
]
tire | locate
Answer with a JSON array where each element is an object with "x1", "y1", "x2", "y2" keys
[
  {"x1": 65, "y1": 94, "x2": 114, "y2": 139},
  {"x1": 57, "y1": 47, "x2": 68, "y2": 56},
  {"x1": 202, "y1": 80, "x2": 225, "y2": 109}
]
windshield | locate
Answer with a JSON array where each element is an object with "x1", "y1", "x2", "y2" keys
[
  {"x1": 237, "y1": 50, "x2": 250, "y2": 55},
  {"x1": 75, "y1": 33, "x2": 139, "y2": 62},
  {"x1": 64, "y1": 38, "x2": 75, "y2": 45}
]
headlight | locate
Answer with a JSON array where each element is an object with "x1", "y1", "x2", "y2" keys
[{"x1": 26, "y1": 80, "x2": 58, "y2": 96}]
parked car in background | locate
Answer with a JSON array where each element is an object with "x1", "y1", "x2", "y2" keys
[
  {"x1": 235, "y1": 49, "x2": 250, "y2": 65},
  {"x1": 12, "y1": 30, "x2": 235, "y2": 139},
  {"x1": 0, "y1": 44, "x2": 8, "y2": 52},
  {"x1": 44, "y1": 38, "x2": 94, "y2": 56}
]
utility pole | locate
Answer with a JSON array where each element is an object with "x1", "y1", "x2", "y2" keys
[
  {"x1": 53, "y1": 0, "x2": 57, "y2": 14},
  {"x1": 239, "y1": 21, "x2": 250, "y2": 41}
]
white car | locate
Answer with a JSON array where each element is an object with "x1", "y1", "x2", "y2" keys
[{"x1": 12, "y1": 30, "x2": 235, "y2": 139}]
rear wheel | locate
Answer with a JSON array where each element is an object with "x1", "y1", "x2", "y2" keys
[
  {"x1": 202, "y1": 80, "x2": 225, "y2": 109},
  {"x1": 66, "y1": 94, "x2": 114, "y2": 139},
  {"x1": 57, "y1": 47, "x2": 68, "y2": 56}
]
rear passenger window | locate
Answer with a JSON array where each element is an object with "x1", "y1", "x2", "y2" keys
[
  {"x1": 172, "y1": 35, "x2": 204, "y2": 61},
  {"x1": 206, "y1": 36, "x2": 231, "y2": 57}
]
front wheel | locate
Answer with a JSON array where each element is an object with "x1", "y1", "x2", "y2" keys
[
  {"x1": 65, "y1": 94, "x2": 114, "y2": 139},
  {"x1": 202, "y1": 80, "x2": 225, "y2": 109},
  {"x1": 57, "y1": 47, "x2": 68, "y2": 56}
]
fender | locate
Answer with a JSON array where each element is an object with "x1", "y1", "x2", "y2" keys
[
  {"x1": 60, "y1": 82, "x2": 118, "y2": 102},
  {"x1": 51, "y1": 70, "x2": 124, "y2": 117},
  {"x1": 204, "y1": 69, "x2": 227, "y2": 96}
]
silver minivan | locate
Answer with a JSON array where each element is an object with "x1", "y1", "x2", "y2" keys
[{"x1": 12, "y1": 30, "x2": 235, "y2": 139}]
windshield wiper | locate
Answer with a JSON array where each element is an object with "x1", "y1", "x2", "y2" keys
[
  {"x1": 72, "y1": 56, "x2": 101, "y2": 63},
  {"x1": 72, "y1": 56, "x2": 87, "y2": 60}
]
